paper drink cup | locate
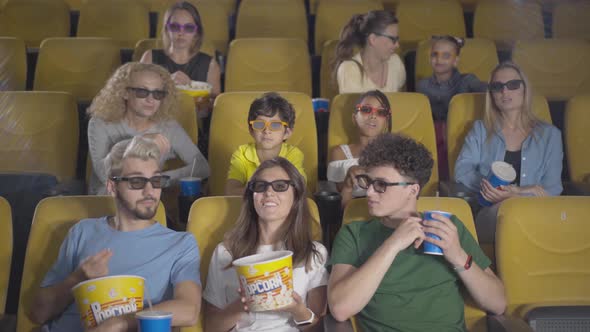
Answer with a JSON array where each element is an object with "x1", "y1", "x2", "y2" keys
[
  {"x1": 312, "y1": 98, "x2": 330, "y2": 113},
  {"x1": 478, "y1": 161, "x2": 517, "y2": 207},
  {"x1": 136, "y1": 311, "x2": 173, "y2": 332},
  {"x1": 180, "y1": 177, "x2": 201, "y2": 197},
  {"x1": 232, "y1": 250, "x2": 294, "y2": 312},
  {"x1": 72, "y1": 275, "x2": 145, "y2": 329},
  {"x1": 423, "y1": 210, "x2": 453, "y2": 255}
]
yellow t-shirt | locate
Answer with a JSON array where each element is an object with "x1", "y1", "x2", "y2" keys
[{"x1": 227, "y1": 143, "x2": 307, "y2": 184}]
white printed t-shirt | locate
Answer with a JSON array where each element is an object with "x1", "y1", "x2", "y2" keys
[{"x1": 203, "y1": 242, "x2": 329, "y2": 331}]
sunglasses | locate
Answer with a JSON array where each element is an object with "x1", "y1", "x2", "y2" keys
[
  {"x1": 126, "y1": 87, "x2": 167, "y2": 101},
  {"x1": 111, "y1": 175, "x2": 170, "y2": 190},
  {"x1": 355, "y1": 174, "x2": 415, "y2": 194},
  {"x1": 249, "y1": 120, "x2": 289, "y2": 132},
  {"x1": 355, "y1": 104, "x2": 390, "y2": 118},
  {"x1": 248, "y1": 180, "x2": 292, "y2": 193},
  {"x1": 166, "y1": 22, "x2": 198, "y2": 34},
  {"x1": 489, "y1": 79, "x2": 524, "y2": 93},
  {"x1": 374, "y1": 32, "x2": 399, "y2": 44}
]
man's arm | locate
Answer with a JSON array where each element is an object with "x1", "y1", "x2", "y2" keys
[
  {"x1": 423, "y1": 213, "x2": 506, "y2": 315},
  {"x1": 31, "y1": 249, "x2": 113, "y2": 324},
  {"x1": 328, "y1": 217, "x2": 426, "y2": 321}
]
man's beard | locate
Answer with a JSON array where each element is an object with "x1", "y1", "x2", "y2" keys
[{"x1": 117, "y1": 195, "x2": 159, "y2": 221}]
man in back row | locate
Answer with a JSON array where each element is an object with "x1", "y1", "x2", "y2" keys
[
  {"x1": 328, "y1": 133, "x2": 506, "y2": 331},
  {"x1": 31, "y1": 136, "x2": 201, "y2": 332}
]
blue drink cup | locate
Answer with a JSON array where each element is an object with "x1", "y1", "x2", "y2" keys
[
  {"x1": 423, "y1": 210, "x2": 453, "y2": 255},
  {"x1": 136, "y1": 311, "x2": 172, "y2": 332},
  {"x1": 312, "y1": 98, "x2": 330, "y2": 113},
  {"x1": 477, "y1": 161, "x2": 517, "y2": 207},
  {"x1": 180, "y1": 177, "x2": 201, "y2": 197}
]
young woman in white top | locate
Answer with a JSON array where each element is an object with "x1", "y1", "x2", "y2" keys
[
  {"x1": 203, "y1": 157, "x2": 328, "y2": 332},
  {"x1": 327, "y1": 90, "x2": 392, "y2": 207},
  {"x1": 333, "y1": 10, "x2": 406, "y2": 94}
]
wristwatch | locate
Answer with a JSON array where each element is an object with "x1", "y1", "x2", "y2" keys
[
  {"x1": 454, "y1": 254, "x2": 473, "y2": 273},
  {"x1": 293, "y1": 308, "x2": 315, "y2": 326}
]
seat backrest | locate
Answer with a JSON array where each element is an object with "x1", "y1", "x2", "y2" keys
[
  {"x1": 396, "y1": 0, "x2": 466, "y2": 52},
  {"x1": 16, "y1": 195, "x2": 166, "y2": 332},
  {"x1": 565, "y1": 94, "x2": 590, "y2": 183},
  {"x1": 34, "y1": 37, "x2": 121, "y2": 102},
  {"x1": 314, "y1": 0, "x2": 383, "y2": 55},
  {"x1": 182, "y1": 195, "x2": 322, "y2": 332},
  {"x1": 0, "y1": 37, "x2": 27, "y2": 90},
  {"x1": 208, "y1": 92, "x2": 318, "y2": 195},
  {"x1": 224, "y1": 38, "x2": 312, "y2": 96},
  {"x1": 415, "y1": 38, "x2": 498, "y2": 84},
  {"x1": 155, "y1": 0, "x2": 229, "y2": 55},
  {"x1": 235, "y1": 0, "x2": 308, "y2": 42},
  {"x1": 328, "y1": 92, "x2": 439, "y2": 196},
  {"x1": 342, "y1": 197, "x2": 487, "y2": 327},
  {"x1": 132, "y1": 38, "x2": 216, "y2": 62},
  {"x1": 473, "y1": 0, "x2": 544, "y2": 51},
  {"x1": 447, "y1": 93, "x2": 552, "y2": 179},
  {"x1": 0, "y1": 196, "x2": 12, "y2": 315},
  {"x1": 0, "y1": 0, "x2": 70, "y2": 48},
  {"x1": 77, "y1": 0, "x2": 149, "y2": 49},
  {"x1": 552, "y1": 1, "x2": 590, "y2": 41},
  {"x1": 512, "y1": 39, "x2": 590, "y2": 101},
  {"x1": 0, "y1": 91, "x2": 78, "y2": 181},
  {"x1": 320, "y1": 39, "x2": 340, "y2": 100},
  {"x1": 496, "y1": 197, "x2": 590, "y2": 318}
]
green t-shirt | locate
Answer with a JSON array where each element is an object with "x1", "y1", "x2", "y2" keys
[{"x1": 328, "y1": 216, "x2": 491, "y2": 332}]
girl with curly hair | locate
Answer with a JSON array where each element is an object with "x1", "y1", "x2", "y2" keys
[{"x1": 87, "y1": 62, "x2": 210, "y2": 195}]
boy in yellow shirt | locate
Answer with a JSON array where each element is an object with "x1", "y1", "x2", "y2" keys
[{"x1": 224, "y1": 92, "x2": 306, "y2": 195}]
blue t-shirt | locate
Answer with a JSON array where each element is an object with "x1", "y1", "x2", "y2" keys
[{"x1": 41, "y1": 217, "x2": 201, "y2": 332}]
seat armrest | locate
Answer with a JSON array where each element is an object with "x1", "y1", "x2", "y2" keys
[
  {"x1": 487, "y1": 314, "x2": 533, "y2": 332},
  {"x1": 324, "y1": 313, "x2": 354, "y2": 332}
]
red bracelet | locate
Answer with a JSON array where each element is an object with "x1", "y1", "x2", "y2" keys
[{"x1": 454, "y1": 255, "x2": 473, "y2": 273}]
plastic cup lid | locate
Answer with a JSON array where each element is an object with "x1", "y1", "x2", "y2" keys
[{"x1": 491, "y1": 161, "x2": 517, "y2": 182}]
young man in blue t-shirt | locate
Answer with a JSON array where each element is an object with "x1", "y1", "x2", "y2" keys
[
  {"x1": 30, "y1": 136, "x2": 202, "y2": 332},
  {"x1": 328, "y1": 133, "x2": 506, "y2": 332}
]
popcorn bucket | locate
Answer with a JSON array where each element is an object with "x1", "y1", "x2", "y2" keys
[
  {"x1": 72, "y1": 275, "x2": 145, "y2": 328},
  {"x1": 233, "y1": 250, "x2": 294, "y2": 312},
  {"x1": 177, "y1": 81, "x2": 212, "y2": 118}
]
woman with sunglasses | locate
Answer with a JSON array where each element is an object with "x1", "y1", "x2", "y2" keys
[
  {"x1": 327, "y1": 90, "x2": 392, "y2": 207},
  {"x1": 204, "y1": 157, "x2": 328, "y2": 332},
  {"x1": 141, "y1": 1, "x2": 221, "y2": 97},
  {"x1": 454, "y1": 61, "x2": 563, "y2": 243},
  {"x1": 87, "y1": 62, "x2": 210, "y2": 195},
  {"x1": 333, "y1": 10, "x2": 406, "y2": 94},
  {"x1": 225, "y1": 92, "x2": 306, "y2": 196},
  {"x1": 416, "y1": 36, "x2": 487, "y2": 179}
]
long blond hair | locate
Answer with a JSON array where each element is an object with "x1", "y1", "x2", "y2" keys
[
  {"x1": 224, "y1": 158, "x2": 321, "y2": 272},
  {"x1": 87, "y1": 62, "x2": 178, "y2": 123},
  {"x1": 161, "y1": 1, "x2": 203, "y2": 56},
  {"x1": 484, "y1": 61, "x2": 541, "y2": 141}
]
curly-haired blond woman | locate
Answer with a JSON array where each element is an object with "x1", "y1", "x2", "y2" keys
[{"x1": 87, "y1": 62, "x2": 210, "y2": 195}]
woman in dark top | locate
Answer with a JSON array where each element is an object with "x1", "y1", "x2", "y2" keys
[{"x1": 141, "y1": 1, "x2": 221, "y2": 97}]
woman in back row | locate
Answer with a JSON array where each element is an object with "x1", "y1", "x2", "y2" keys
[
  {"x1": 141, "y1": 1, "x2": 221, "y2": 97},
  {"x1": 333, "y1": 10, "x2": 406, "y2": 94}
]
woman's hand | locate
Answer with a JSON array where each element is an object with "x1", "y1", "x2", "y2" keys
[
  {"x1": 171, "y1": 71, "x2": 191, "y2": 85},
  {"x1": 143, "y1": 133, "x2": 171, "y2": 156},
  {"x1": 480, "y1": 178, "x2": 519, "y2": 204},
  {"x1": 274, "y1": 292, "x2": 312, "y2": 322}
]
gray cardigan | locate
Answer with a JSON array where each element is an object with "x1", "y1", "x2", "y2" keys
[{"x1": 88, "y1": 117, "x2": 210, "y2": 195}]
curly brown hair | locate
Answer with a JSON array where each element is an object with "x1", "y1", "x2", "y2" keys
[
  {"x1": 87, "y1": 62, "x2": 178, "y2": 122},
  {"x1": 359, "y1": 133, "x2": 433, "y2": 189}
]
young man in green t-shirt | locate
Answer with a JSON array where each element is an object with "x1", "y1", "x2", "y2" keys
[{"x1": 328, "y1": 133, "x2": 506, "y2": 332}]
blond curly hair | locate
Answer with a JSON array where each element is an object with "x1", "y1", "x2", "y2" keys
[{"x1": 87, "y1": 62, "x2": 178, "y2": 122}]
